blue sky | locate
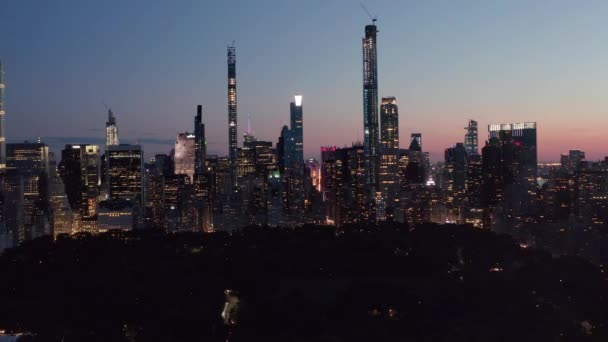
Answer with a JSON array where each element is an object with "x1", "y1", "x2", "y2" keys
[{"x1": 2, "y1": 0, "x2": 608, "y2": 161}]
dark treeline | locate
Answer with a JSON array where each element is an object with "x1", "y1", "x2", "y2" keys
[{"x1": 0, "y1": 223, "x2": 606, "y2": 341}]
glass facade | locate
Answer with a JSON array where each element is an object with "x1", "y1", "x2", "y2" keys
[{"x1": 362, "y1": 24, "x2": 380, "y2": 195}]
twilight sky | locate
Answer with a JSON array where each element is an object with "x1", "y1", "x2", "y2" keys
[{"x1": 1, "y1": 0, "x2": 608, "y2": 161}]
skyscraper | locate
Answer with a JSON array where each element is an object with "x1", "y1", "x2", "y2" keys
[
  {"x1": 105, "y1": 108, "x2": 119, "y2": 149},
  {"x1": 560, "y1": 150, "x2": 585, "y2": 174},
  {"x1": 47, "y1": 152, "x2": 72, "y2": 237},
  {"x1": 174, "y1": 133, "x2": 195, "y2": 182},
  {"x1": 488, "y1": 122, "x2": 538, "y2": 190},
  {"x1": 6, "y1": 141, "x2": 50, "y2": 241},
  {"x1": 379, "y1": 97, "x2": 399, "y2": 211},
  {"x1": 59, "y1": 144, "x2": 101, "y2": 220},
  {"x1": 464, "y1": 153, "x2": 483, "y2": 227},
  {"x1": 227, "y1": 43, "x2": 238, "y2": 188},
  {"x1": 277, "y1": 125, "x2": 289, "y2": 175},
  {"x1": 410, "y1": 133, "x2": 422, "y2": 151},
  {"x1": 290, "y1": 95, "x2": 303, "y2": 165},
  {"x1": 193, "y1": 105, "x2": 212, "y2": 232},
  {"x1": 444, "y1": 143, "x2": 468, "y2": 222},
  {"x1": 406, "y1": 134, "x2": 425, "y2": 184},
  {"x1": 362, "y1": 23, "x2": 380, "y2": 195},
  {"x1": 194, "y1": 105, "x2": 206, "y2": 175},
  {"x1": 107, "y1": 145, "x2": 144, "y2": 207},
  {"x1": 487, "y1": 122, "x2": 538, "y2": 228},
  {"x1": 464, "y1": 119, "x2": 479, "y2": 156},
  {"x1": 0, "y1": 61, "x2": 6, "y2": 171}
]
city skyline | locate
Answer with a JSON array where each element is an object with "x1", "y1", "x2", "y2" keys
[
  {"x1": 1, "y1": 2, "x2": 608, "y2": 339},
  {"x1": 2, "y1": 0, "x2": 608, "y2": 161}
]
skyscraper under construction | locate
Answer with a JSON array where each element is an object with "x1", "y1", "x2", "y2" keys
[{"x1": 362, "y1": 23, "x2": 379, "y2": 196}]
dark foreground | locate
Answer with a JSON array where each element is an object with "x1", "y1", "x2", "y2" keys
[{"x1": 0, "y1": 223, "x2": 606, "y2": 341}]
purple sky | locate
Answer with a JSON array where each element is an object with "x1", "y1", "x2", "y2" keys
[{"x1": 1, "y1": 0, "x2": 608, "y2": 161}]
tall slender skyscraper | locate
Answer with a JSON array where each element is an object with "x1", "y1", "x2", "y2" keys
[
  {"x1": 362, "y1": 23, "x2": 380, "y2": 195},
  {"x1": 194, "y1": 105, "x2": 212, "y2": 232},
  {"x1": 0, "y1": 61, "x2": 6, "y2": 171},
  {"x1": 227, "y1": 44, "x2": 238, "y2": 188},
  {"x1": 105, "y1": 108, "x2": 119, "y2": 149},
  {"x1": 289, "y1": 95, "x2": 303, "y2": 165},
  {"x1": 464, "y1": 119, "x2": 479, "y2": 156},
  {"x1": 194, "y1": 105, "x2": 206, "y2": 175}
]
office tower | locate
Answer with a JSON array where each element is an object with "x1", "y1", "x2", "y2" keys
[
  {"x1": 307, "y1": 158, "x2": 321, "y2": 192},
  {"x1": 444, "y1": 143, "x2": 467, "y2": 222},
  {"x1": 290, "y1": 95, "x2": 304, "y2": 164},
  {"x1": 237, "y1": 147, "x2": 252, "y2": 178},
  {"x1": 410, "y1": 133, "x2": 422, "y2": 151},
  {"x1": 322, "y1": 144, "x2": 368, "y2": 226},
  {"x1": 277, "y1": 125, "x2": 289, "y2": 175},
  {"x1": 48, "y1": 153, "x2": 73, "y2": 237},
  {"x1": 59, "y1": 144, "x2": 101, "y2": 223},
  {"x1": 488, "y1": 122, "x2": 538, "y2": 225},
  {"x1": 251, "y1": 140, "x2": 276, "y2": 178},
  {"x1": 80, "y1": 145, "x2": 101, "y2": 218},
  {"x1": 379, "y1": 97, "x2": 399, "y2": 211},
  {"x1": 282, "y1": 125, "x2": 295, "y2": 172},
  {"x1": 194, "y1": 105, "x2": 206, "y2": 175},
  {"x1": 278, "y1": 96, "x2": 305, "y2": 226},
  {"x1": 59, "y1": 146, "x2": 83, "y2": 213},
  {"x1": 464, "y1": 120, "x2": 479, "y2": 156},
  {"x1": 6, "y1": 141, "x2": 50, "y2": 241},
  {"x1": 480, "y1": 137, "x2": 504, "y2": 228},
  {"x1": 464, "y1": 154, "x2": 483, "y2": 227},
  {"x1": 320, "y1": 146, "x2": 338, "y2": 223},
  {"x1": 107, "y1": 145, "x2": 144, "y2": 208},
  {"x1": 320, "y1": 146, "x2": 337, "y2": 196},
  {"x1": 560, "y1": 150, "x2": 585, "y2": 174},
  {"x1": 0, "y1": 61, "x2": 6, "y2": 171},
  {"x1": 406, "y1": 134, "x2": 424, "y2": 184},
  {"x1": 267, "y1": 170, "x2": 286, "y2": 227},
  {"x1": 206, "y1": 155, "x2": 232, "y2": 231},
  {"x1": 362, "y1": 23, "x2": 380, "y2": 195},
  {"x1": 227, "y1": 43, "x2": 238, "y2": 188},
  {"x1": 174, "y1": 133, "x2": 195, "y2": 182},
  {"x1": 142, "y1": 158, "x2": 157, "y2": 228},
  {"x1": 575, "y1": 160, "x2": 608, "y2": 227},
  {"x1": 193, "y1": 105, "x2": 212, "y2": 232},
  {"x1": 105, "y1": 108, "x2": 119, "y2": 149}
]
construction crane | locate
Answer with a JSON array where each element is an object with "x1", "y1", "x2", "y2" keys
[
  {"x1": 102, "y1": 100, "x2": 111, "y2": 112},
  {"x1": 360, "y1": 2, "x2": 377, "y2": 24}
]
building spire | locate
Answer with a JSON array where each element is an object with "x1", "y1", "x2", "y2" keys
[
  {"x1": 247, "y1": 112, "x2": 251, "y2": 135},
  {"x1": 105, "y1": 106, "x2": 119, "y2": 149}
]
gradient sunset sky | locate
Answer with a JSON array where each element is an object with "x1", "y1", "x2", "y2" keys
[{"x1": 1, "y1": 0, "x2": 607, "y2": 161}]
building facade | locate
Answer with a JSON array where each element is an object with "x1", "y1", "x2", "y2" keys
[
  {"x1": 379, "y1": 97, "x2": 399, "y2": 214},
  {"x1": 107, "y1": 145, "x2": 144, "y2": 208},
  {"x1": 227, "y1": 44, "x2": 238, "y2": 189},
  {"x1": 362, "y1": 23, "x2": 380, "y2": 196},
  {"x1": 174, "y1": 133, "x2": 195, "y2": 182}
]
